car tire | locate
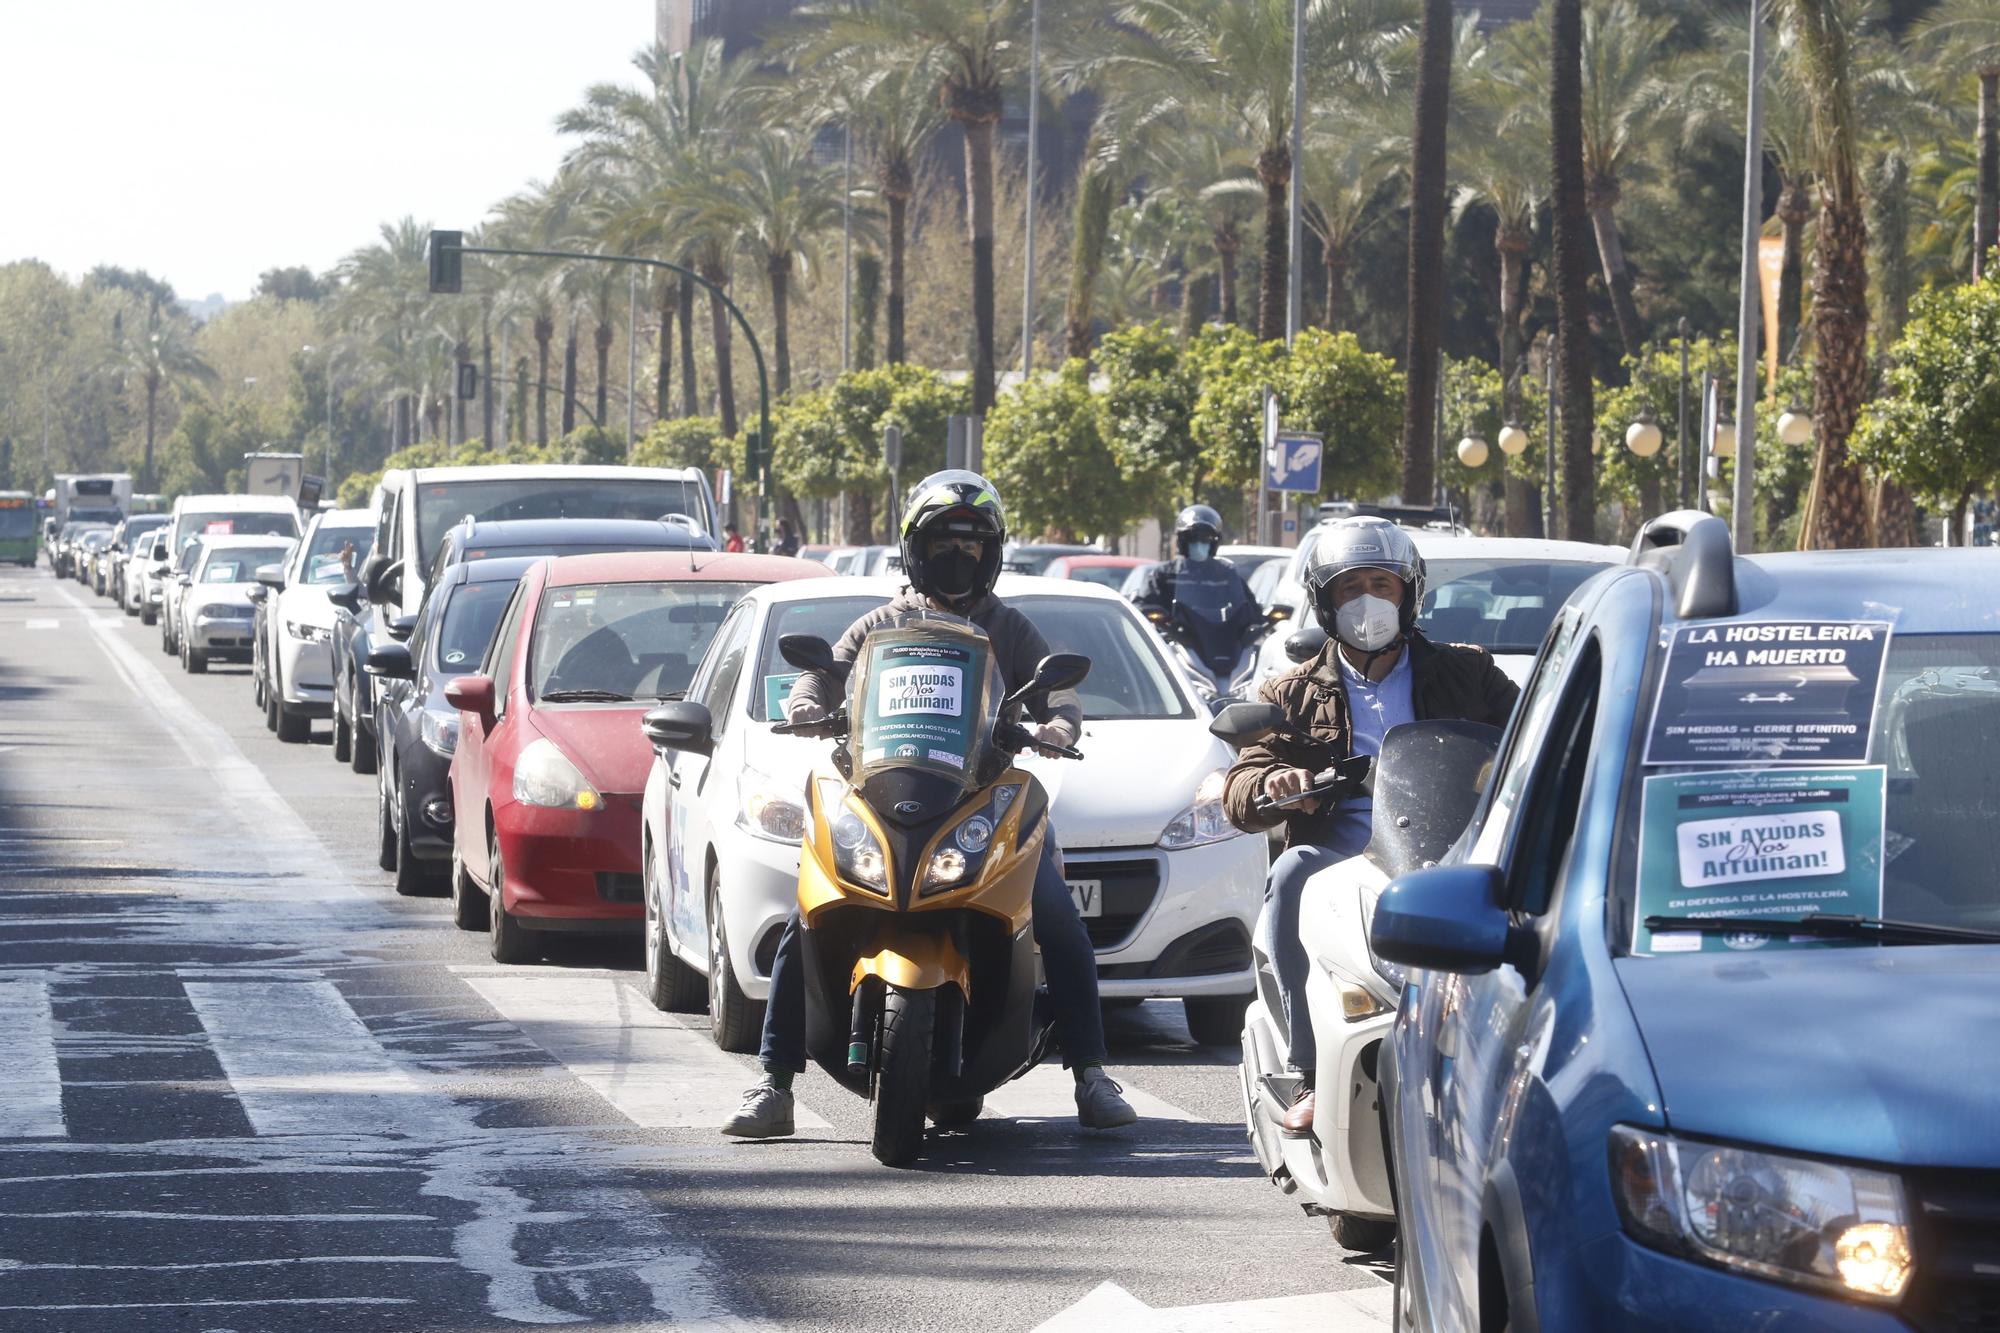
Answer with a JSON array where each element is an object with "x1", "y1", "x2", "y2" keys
[
  {"x1": 350, "y1": 720, "x2": 377, "y2": 775},
  {"x1": 486, "y1": 837, "x2": 535, "y2": 965},
  {"x1": 376, "y1": 763, "x2": 399, "y2": 873},
  {"x1": 644, "y1": 846, "x2": 705, "y2": 1013},
  {"x1": 390, "y1": 791, "x2": 437, "y2": 897},
  {"x1": 160, "y1": 622, "x2": 174, "y2": 655},
  {"x1": 332, "y1": 708, "x2": 352, "y2": 764},
  {"x1": 252, "y1": 668, "x2": 266, "y2": 711},
  {"x1": 707, "y1": 875, "x2": 763, "y2": 1053},
  {"x1": 140, "y1": 605, "x2": 156, "y2": 626},
  {"x1": 184, "y1": 643, "x2": 207, "y2": 675},
  {"x1": 275, "y1": 701, "x2": 310, "y2": 744},
  {"x1": 450, "y1": 847, "x2": 489, "y2": 931},
  {"x1": 1331, "y1": 1213, "x2": 1396, "y2": 1254},
  {"x1": 1183, "y1": 995, "x2": 1251, "y2": 1047},
  {"x1": 264, "y1": 681, "x2": 280, "y2": 731}
]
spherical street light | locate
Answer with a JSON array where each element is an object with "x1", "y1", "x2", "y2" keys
[
  {"x1": 1712, "y1": 416, "x2": 1738, "y2": 459},
  {"x1": 1457, "y1": 432, "x2": 1489, "y2": 468},
  {"x1": 1625, "y1": 410, "x2": 1664, "y2": 458},
  {"x1": 1497, "y1": 421, "x2": 1530, "y2": 456},
  {"x1": 1777, "y1": 403, "x2": 1812, "y2": 446}
]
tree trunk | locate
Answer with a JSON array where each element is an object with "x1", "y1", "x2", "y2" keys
[
  {"x1": 1871, "y1": 151, "x2": 1912, "y2": 350},
  {"x1": 656, "y1": 278, "x2": 674, "y2": 421},
  {"x1": 143, "y1": 376, "x2": 159, "y2": 490},
  {"x1": 705, "y1": 268, "x2": 739, "y2": 439},
  {"x1": 768, "y1": 253, "x2": 792, "y2": 395},
  {"x1": 1180, "y1": 272, "x2": 1212, "y2": 339},
  {"x1": 1872, "y1": 478, "x2": 1915, "y2": 547},
  {"x1": 561, "y1": 325, "x2": 579, "y2": 436},
  {"x1": 514, "y1": 357, "x2": 529, "y2": 446},
  {"x1": 1215, "y1": 226, "x2": 1242, "y2": 327},
  {"x1": 594, "y1": 318, "x2": 614, "y2": 428},
  {"x1": 1978, "y1": 69, "x2": 1998, "y2": 281},
  {"x1": 534, "y1": 324, "x2": 551, "y2": 447},
  {"x1": 1552, "y1": 0, "x2": 1598, "y2": 541},
  {"x1": 844, "y1": 488, "x2": 873, "y2": 544},
  {"x1": 886, "y1": 189, "x2": 910, "y2": 366},
  {"x1": 1256, "y1": 146, "x2": 1291, "y2": 343},
  {"x1": 1804, "y1": 194, "x2": 1871, "y2": 550},
  {"x1": 961, "y1": 115, "x2": 999, "y2": 414},
  {"x1": 678, "y1": 277, "x2": 698, "y2": 420},
  {"x1": 455, "y1": 338, "x2": 471, "y2": 445},
  {"x1": 1777, "y1": 177, "x2": 1811, "y2": 362},
  {"x1": 1321, "y1": 234, "x2": 1349, "y2": 332},
  {"x1": 855, "y1": 251, "x2": 881, "y2": 370},
  {"x1": 1401, "y1": 0, "x2": 1454, "y2": 506},
  {"x1": 1587, "y1": 184, "x2": 1645, "y2": 357},
  {"x1": 1065, "y1": 162, "x2": 1118, "y2": 360},
  {"x1": 1497, "y1": 226, "x2": 1537, "y2": 538}
]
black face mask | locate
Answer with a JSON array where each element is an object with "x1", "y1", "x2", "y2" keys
[{"x1": 930, "y1": 546, "x2": 983, "y2": 600}]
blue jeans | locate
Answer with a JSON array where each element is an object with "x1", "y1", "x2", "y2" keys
[
  {"x1": 759, "y1": 839, "x2": 1106, "y2": 1072},
  {"x1": 1257, "y1": 843, "x2": 1340, "y2": 1072}
]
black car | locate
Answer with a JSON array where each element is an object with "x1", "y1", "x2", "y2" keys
[
  {"x1": 363, "y1": 556, "x2": 538, "y2": 895},
  {"x1": 336, "y1": 517, "x2": 716, "y2": 778}
]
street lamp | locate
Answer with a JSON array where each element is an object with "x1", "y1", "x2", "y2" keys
[
  {"x1": 1777, "y1": 402, "x2": 1812, "y2": 446},
  {"x1": 1497, "y1": 420, "x2": 1530, "y2": 456},
  {"x1": 1456, "y1": 430, "x2": 1489, "y2": 469},
  {"x1": 1625, "y1": 409, "x2": 1664, "y2": 458}
]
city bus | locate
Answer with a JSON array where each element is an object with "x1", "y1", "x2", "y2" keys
[{"x1": 0, "y1": 492, "x2": 39, "y2": 566}]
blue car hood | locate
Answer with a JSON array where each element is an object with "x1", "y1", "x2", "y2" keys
[{"x1": 1614, "y1": 944, "x2": 2000, "y2": 1168}]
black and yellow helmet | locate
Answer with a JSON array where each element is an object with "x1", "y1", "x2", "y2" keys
[{"x1": 899, "y1": 469, "x2": 1007, "y2": 607}]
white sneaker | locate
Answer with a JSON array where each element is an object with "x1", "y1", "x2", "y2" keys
[{"x1": 721, "y1": 1079, "x2": 796, "y2": 1139}]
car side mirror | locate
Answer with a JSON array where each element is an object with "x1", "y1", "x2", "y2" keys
[
  {"x1": 364, "y1": 641, "x2": 415, "y2": 680},
  {"x1": 255, "y1": 563, "x2": 285, "y2": 590},
  {"x1": 247, "y1": 585, "x2": 268, "y2": 606},
  {"x1": 363, "y1": 554, "x2": 402, "y2": 606},
  {"x1": 151, "y1": 561, "x2": 170, "y2": 575},
  {"x1": 444, "y1": 674, "x2": 497, "y2": 728},
  {"x1": 1284, "y1": 625, "x2": 1329, "y2": 664},
  {"x1": 326, "y1": 581, "x2": 364, "y2": 616},
  {"x1": 385, "y1": 614, "x2": 419, "y2": 643},
  {"x1": 1266, "y1": 603, "x2": 1293, "y2": 624},
  {"x1": 641, "y1": 702, "x2": 715, "y2": 757},
  {"x1": 778, "y1": 634, "x2": 837, "y2": 675},
  {"x1": 175, "y1": 573, "x2": 192, "y2": 587},
  {"x1": 1369, "y1": 863, "x2": 1517, "y2": 975},
  {"x1": 1208, "y1": 701, "x2": 1287, "y2": 747}
]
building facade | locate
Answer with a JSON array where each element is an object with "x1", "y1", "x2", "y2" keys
[{"x1": 655, "y1": 0, "x2": 801, "y2": 56}]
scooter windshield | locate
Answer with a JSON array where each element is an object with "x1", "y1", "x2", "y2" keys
[
  {"x1": 844, "y1": 613, "x2": 1002, "y2": 789},
  {"x1": 1174, "y1": 561, "x2": 1247, "y2": 673}
]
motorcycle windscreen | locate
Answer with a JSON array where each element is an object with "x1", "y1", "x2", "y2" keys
[
  {"x1": 1173, "y1": 562, "x2": 1248, "y2": 672},
  {"x1": 1362, "y1": 719, "x2": 1504, "y2": 879},
  {"x1": 845, "y1": 619, "x2": 1001, "y2": 788}
]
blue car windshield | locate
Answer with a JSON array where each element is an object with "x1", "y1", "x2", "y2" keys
[{"x1": 1624, "y1": 631, "x2": 2000, "y2": 952}]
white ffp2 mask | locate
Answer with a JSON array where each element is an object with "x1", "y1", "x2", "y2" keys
[{"x1": 1335, "y1": 593, "x2": 1401, "y2": 653}]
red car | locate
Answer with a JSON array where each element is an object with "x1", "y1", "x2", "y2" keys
[
  {"x1": 1040, "y1": 554, "x2": 1149, "y2": 591},
  {"x1": 445, "y1": 551, "x2": 830, "y2": 962}
]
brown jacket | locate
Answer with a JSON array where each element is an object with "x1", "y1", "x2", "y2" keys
[
  {"x1": 786, "y1": 589, "x2": 1084, "y2": 740},
  {"x1": 1223, "y1": 633, "x2": 1519, "y2": 847}
]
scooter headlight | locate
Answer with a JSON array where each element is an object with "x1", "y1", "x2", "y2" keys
[
  {"x1": 919, "y1": 784, "x2": 1021, "y2": 896},
  {"x1": 819, "y1": 778, "x2": 889, "y2": 893},
  {"x1": 1159, "y1": 769, "x2": 1233, "y2": 849}
]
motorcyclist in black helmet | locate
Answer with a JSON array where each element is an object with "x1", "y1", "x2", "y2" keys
[
  {"x1": 721, "y1": 470, "x2": 1139, "y2": 1140},
  {"x1": 1130, "y1": 504, "x2": 1263, "y2": 692}
]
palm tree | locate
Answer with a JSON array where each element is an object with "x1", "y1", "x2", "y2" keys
[
  {"x1": 107, "y1": 299, "x2": 216, "y2": 490},
  {"x1": 334, "y1": 217, "x2": 435, "y2": 451},
  {"x1": 1302, "y1": 97, "x2": 1405, "y2": 332},
  {"x1": 487, "y1": 188, "x2": 566, "y2": 446},
  {"x1": 1403, "y1": 0, "x2": 1455, "y2": 507},
  {"x1": 1143, "y1": 124, "x2": 1261, "y2": 328},
  {"x1": 1918, "y1": 1, "x2": 2000, "y2": 278},
  {"x1": 1551, "y1": 0, "x2": 1598, "y2": 541},
  {"x1": 1782, "y1": 0, "x2": 1873, "y2": 549}
]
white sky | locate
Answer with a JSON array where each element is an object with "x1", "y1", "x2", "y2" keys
[{"x1": 2, "y1": 2, "x2": 651, "y2": 302}]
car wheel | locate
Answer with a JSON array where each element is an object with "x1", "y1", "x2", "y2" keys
[
  {"x1": 391, "y1": 791, "x2": 437, "y2": 897},
  {"x1": 644, "y1": 845, "x2": 705, "y2": 1013},
  {"x1": 376, "y1": 761, "x2": 399, "y2": 872},
  {"x1": 1331, "y1": 1213, "x2": 1396, "y2": 1254},
  {"x1": 140, "y1": 604, "x2": 156, "y2": 626},
  {"x1": 252, "y1": 667, "x2": 266, "y2": 711},
  {"x1": 159, "y1": 621, "x2": 174, "y2": 655},
  {"x1": 275, "y1": 700, "x2": 310, "y2": 744},
  {"x1": 350, "y1": 721, "x2": 377, "y2": 775},
  {"x1": 185, "y1": 642, "x2": 207, "y2": 675},
  {"x1": 707, "y1": 874, "x2": 764, "y2": 1053},
  {"x1": 1183, "y1": 994, "x2": 1251, "y2": 1047},
  {"x1": 450, "y1": 847, "x2": 489, "y2": 931},
  {"x1": 486, "y1": 836, "x2": 535, "y2": 965},
  {"x1": 264, "y1": 681, "x2": 280, "y2": 732},
  {"x1": 332, "y1": 708, "x2": 352, "y2": 764}
]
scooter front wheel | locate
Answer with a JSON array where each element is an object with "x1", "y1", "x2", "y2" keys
[{"x1": 871, "y1": 986, "x2": 935, "y2": 1167}]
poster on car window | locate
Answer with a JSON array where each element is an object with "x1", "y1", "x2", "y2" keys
[
  {"x1": 1644, "y1": 620, "x2": 1892, "y2": 766},
  {"x1": 857, "y1": 639, "x2": 982, "y2": 773},
  {"x1": 762, "y1": 672, "x2": 802, "y2": 722},
  {"x1": 1632, "y1": 766, "x2": 1887, "y2": 956}
]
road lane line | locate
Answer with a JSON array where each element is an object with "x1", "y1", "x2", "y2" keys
[
  {"x1": 0, "y1": 980, "x2": 66, "y2": 1139},
  {"x1": 24, "y1": 618, "x2": 57, "y2": 629},
  {"x1": 982, "y1": 1063, "x2": 1205, "y2": 1125},
  {"x1": 182, "y1": 980, "x2": 450, "y2": 1138},
  {"x1": 460, "y1": 974, "x2": 829, "y2": 1131}
]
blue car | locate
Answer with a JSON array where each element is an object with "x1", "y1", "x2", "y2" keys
[{"x1": 1371, "y1": 513, "x2": 2000, "y2": 1332}]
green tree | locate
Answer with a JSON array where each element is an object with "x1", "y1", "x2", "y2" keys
[
  {"x1": 1917, "y1": 0, "x2": 2000, "y2": 279},
  {"x1": 106, "y1": 299, "x2": 217, "y2": 491},
  {"x1": 985, "y1": 362, "x2": 1141, "y2": 541},
  {"x1": 769, "y1": 364, "x2": 968, "y2": 541},
  {"x1": 712, "y1": 128, "x2": 849, "y2": 396},
  {"x1": 255, "y1": 267, "x2": 330, "y2": 304},
  {"x1": 1097, "y1": 321, "x2": 1205, "y2": 507},
  {"x1": 1190, "y1": 325, "x2": 1402, "y2": 498},
  {"x1": 632, "y1": 416, "x2": 727, "y2": 472}
]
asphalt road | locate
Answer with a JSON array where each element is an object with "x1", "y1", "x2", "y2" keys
[{"x1": 0, "y1": 562, "x2": 1391, "y2": 1332}]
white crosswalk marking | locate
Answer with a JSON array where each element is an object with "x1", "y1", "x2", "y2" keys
[
  {"x1": 25, "y1": 618, "x2": 58, "y2": 629},
  {"x1": 0, "y1": 980, "x2": 65, "y2": 1139},
  {"x1": 182, "y1": 980, "x2": 456, "y2": 1137},
  {"x1": 984, "y1": 1063, "x2": 1205, "y2": 1124},
  {"x1": 461, "y1": 974, "x2": 830, "y2": 1131}
]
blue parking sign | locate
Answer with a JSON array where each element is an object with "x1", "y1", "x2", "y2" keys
[{"x1": 1267, "y1": 433, "x2": 1323, "y2": 493}]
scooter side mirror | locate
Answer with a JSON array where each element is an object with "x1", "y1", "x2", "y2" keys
[
  {"x1": 1362, "y1": 719, "x2": 1503, "y2": 880},
  {"x1": 1028, "y1": 651, "x2": 1090, "y2": 696},
  {"x1": 778, "y1": 633, "x2": 837, "y2": 675},
  {"x1": 1284, "y1": 625, "x2": 1329, "y2": 664},
  {"x1": 1208, "y1": 701, "x2": 1287, "y2": 747}
]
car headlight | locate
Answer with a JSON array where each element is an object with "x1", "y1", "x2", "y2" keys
[
  {"x1": 1609, "y1": 1126, "x2": 1913, "y2": 1302},
  {"x1": 737, "y1": 768, "x2": 806, "y2": 844},
  {"x1": 419, "y1": 706, "x2": 460, "y2": 757},
  {"x1": 919, "y1": 783, "x2": 1021, "y2": 895},
  {"x1": 285, "y1": 620, "x2": 331, "y2": 643},
  {"x1": 818, "y1": 777, "x2": 888, "y2": 893},
  {"x1": 1159, "y1": 769, "x2": 1234, "y2": 849},
  {"x1": 512, "y1": 737, "x2": 601, "y2": 811}
]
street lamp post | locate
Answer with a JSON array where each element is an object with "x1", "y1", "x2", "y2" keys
[
  {"x1": 1730, "y1": 0, "x2": 1768, "y2": 551},
  {"x1": 1544, "y1": 351, "x2": 1558, "y2": 537},
  {"x1": 1023, "y1": 0, "x2": 1042, "y2": 379},
  {"x1": 1677, "y1": 318, "x2": 1692, "y2": 509},
  {"x1": 626, "y1": 272, "x2": 639, "y2": 457}
]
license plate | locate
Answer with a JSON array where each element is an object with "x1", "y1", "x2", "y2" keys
[{"x1": 1067, "y1": 878, "x2": 1103, "y2": 918}]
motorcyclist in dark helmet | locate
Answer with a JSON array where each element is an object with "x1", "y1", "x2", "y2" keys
[
  {"x1": 721, "y1": 470, "x2": 1139, "y2": 1139},
  {"x1": 1222, "y1": 517, "x2": 1518, "y2": 1137},
  {"x1": 1130, "y1": 505, "x2": 1262, "y2": 689}
]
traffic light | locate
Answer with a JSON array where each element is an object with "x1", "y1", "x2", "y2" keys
[
  {"x1": 457, "y1": 362, "x2": 478, "y2": 400},
  {"x1": 428, "y1": 230, "x2": 463, "y2": 294}
]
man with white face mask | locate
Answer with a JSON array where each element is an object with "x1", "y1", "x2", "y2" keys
[{"x1": 1222, "y1": 516, "x2": 1517, "y2": 1136}]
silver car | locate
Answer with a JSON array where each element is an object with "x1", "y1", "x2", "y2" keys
[{"x1": 174, "y1": 535, "x2": 297, "y2": 674}]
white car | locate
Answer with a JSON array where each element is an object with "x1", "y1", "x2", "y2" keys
[
  {"x1": 135, "y1": 530, "x2": 172, "y2": 625},
  {"x1": 258, "y1": 508, "x2": 374, "y2": 742},
  {"x1": 1254, "y1": 527, "x2": 1627, "y2": 687},
  {"x1": 175, "y1": 534, "x2": 298, "y2": 674},
  {"x1": 640, "y1": 574, "x2": 1270, "y2": 1052}
]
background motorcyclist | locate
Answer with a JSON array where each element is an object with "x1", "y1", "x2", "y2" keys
[
  {"x1": 721, "y1": 469, "x2": 1139, "y2": 1140},
  {"x1": 1130, "y1": 505, "x2": 1263, "y2": 684},
  {"x1": 1221, "y1": 517, "x2": 1517, "y2": 1138}
]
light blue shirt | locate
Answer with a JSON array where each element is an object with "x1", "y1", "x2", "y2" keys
[{"x1": 1318, "y1": 647, "x2": 1418, "y2": 859}]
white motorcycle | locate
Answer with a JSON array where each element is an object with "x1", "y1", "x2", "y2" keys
[{"x1": 1210, "y1": 703, "x2": 1502, "y2": 1252}]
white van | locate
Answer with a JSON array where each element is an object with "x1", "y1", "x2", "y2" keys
[
  {"x1": 167, "y1": 494, "x2": 303, "y2": 559},
  {"x1": 360, "y1": 464, "x2": 719, "y2": 618}
]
